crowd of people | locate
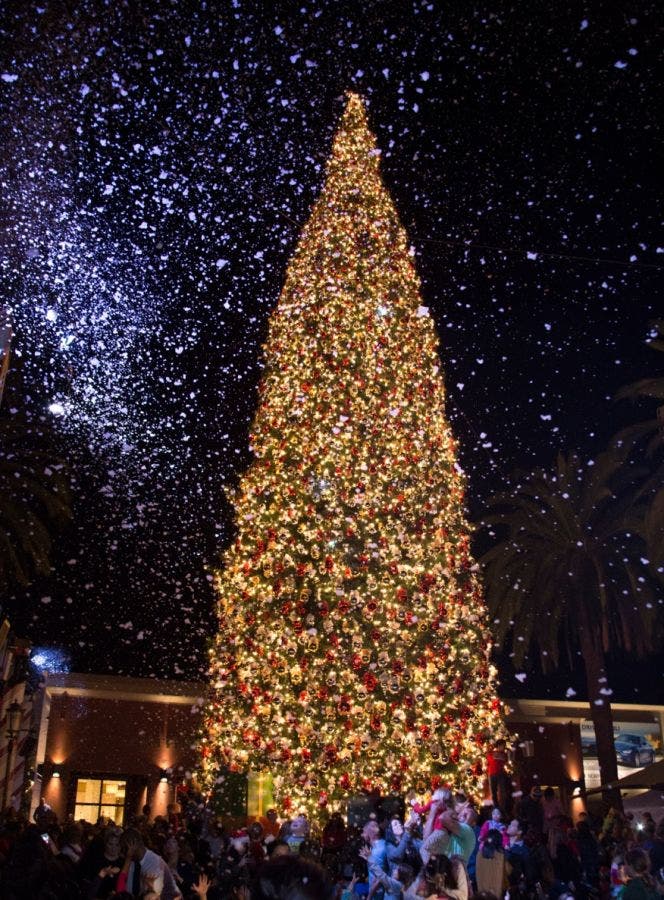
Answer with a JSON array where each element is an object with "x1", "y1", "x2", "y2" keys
[{"x1": 0, "y1": 783, "x2": 662, "y2": 900}]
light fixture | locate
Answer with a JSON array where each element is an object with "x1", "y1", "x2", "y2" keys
[
  {"x1": 52, "y1": 771, "x2": 61, "y2": 779},
  {"x1": 6, "y1": 700, "x2": 22, "y2": 735},
  {"x1": 569, "y1": 778, "x2": 584, "y2": 798},
  {"x1": 521, "y1": 739, "x2": 535, "y2": 758}
]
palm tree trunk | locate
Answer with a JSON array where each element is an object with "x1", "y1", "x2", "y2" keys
[{"x1": 577, "y1": 623, "x2": 622, "y2": 811}]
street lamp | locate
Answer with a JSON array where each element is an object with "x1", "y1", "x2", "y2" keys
[{"x1": 3, "y1": 699, "x2": 28, "y2": 810}]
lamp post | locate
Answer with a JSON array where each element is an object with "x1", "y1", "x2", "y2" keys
[{"x1": 3, "y1": 699, "x2": 26, "y2": 810}]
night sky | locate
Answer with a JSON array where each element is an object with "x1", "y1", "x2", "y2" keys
[{"x1": 1, "y1": 2, "x2": 662, "y2": 698}]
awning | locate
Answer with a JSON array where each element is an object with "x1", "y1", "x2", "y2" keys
[{"x1": 586, "y1": 758, "x2": 664, "y2": 795}]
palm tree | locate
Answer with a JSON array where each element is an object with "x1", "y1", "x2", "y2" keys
[
  {"x1": 0, "y1": 414, "x2": 72, "y2": 592},
  {"x1": 479, "y1": 449, "x2": 661, "y2": 806},
  {"x1": 615, "y1": 319, "x2": 664, "y2": 567}
]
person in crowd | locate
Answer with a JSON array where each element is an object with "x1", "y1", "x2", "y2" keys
[
  {"x1": 548, "y1": 823, "x2": 581, "y2": 891},
  {"x1": 517, "y1": 786, "x2": 544, "y2": 838},
  {"x1": 621, "y1": 848, "x2": 659, "y2": 900},
  {"x1": 322, "y1": 810, "x2": 348, "y2": 877},
  {"x1": 641, "y1": 822, "x2": 664, "y2": 877},
  {"x1": 360, "y1": 842, "x2": 416, "y2": 900},
  {"x1": 524, "y1": 824, "x2": 554, "y2": 894},
  {"x1": 251, "y1": 852, "x2": 335, "y2": 899},
  {"x1": 476, "y1": 828, "x2": 505, "y2": 897},
  {"x1": 0, "y1": 777, "x2": 646, "y2": 900},
  {"x1": 32, "y1": 797, "x2": 52, "y2": 823},
  {"x1": 247, "y1": 820, "x2": 267, "y2": 869},
  {"x1": 486, "y1": 740, "x2": 511, "y2": 814},
  {"x1": 414, "y1": 852, "x2": 470, "y2": 900},
  {"x1": 454, "y1": 792, "x2": 477, "y2": 827},
  {"x1": 465, "y1": 807, "x2": 481, "y2": 892},
  {"x1": 504, "y1": 819, "x2": 531, "y2": 895},
  {"x1": 421, "y1": 806, "x2": 476, "y2": 865},
  {"x1": 541, "y1": 788, "x2": 565, "y2": 837},
  {"x1": 84, "y1": 828, "x2": 124, "y2": 899},
  {"x1": 283, "y1": 814, "x2": 310, "y2": 854},
  {"x1": 1, "y1": 824, "x2": 52, "y2": 898},
  {"x1": 266, "y1": 838, "x2": 290, "y2": 858},
  {"x1": 576, "y1": 818, "x2": 600, "y2": 888},
  {"x1": 478, "y1": 807, "x2": 508, "y2": 851},
  {"x1": 201, "y1": 817, "x2": 225, "y2": 863},
  {"x1": 120, "y1": 827, "x2": 182, "y2": 898},
  {"x1": 257, "y1": 808, "x2": 281, "y2": 840},
  {"x1": 384, "y1": 814, "x2": 420, "y2": 874},
  {"x1": 362, "y1": 818, "x2": 389, "y2": 897},
  {"x1": 59, "y1": 821, "x2": 84, "y2": 864}
]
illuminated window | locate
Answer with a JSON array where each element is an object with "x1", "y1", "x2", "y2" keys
[
  {"x1": 247, "y1": 772, "x2": 274, "y2": 818},
  {"x1": 74, "y1": 777, "x2": 126, "y2": 825}
]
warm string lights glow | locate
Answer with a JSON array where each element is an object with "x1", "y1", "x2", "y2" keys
[{"x1": 199, "y1": 93, "x2": 505, "y2": 817}]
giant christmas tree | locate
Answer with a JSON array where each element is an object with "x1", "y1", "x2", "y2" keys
[{"x1": 199, "y1": 94, "x2": 504, "y2": 816}]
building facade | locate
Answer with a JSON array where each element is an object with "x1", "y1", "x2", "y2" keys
[
  {"x1": 28, "y1": 672, "x2": 664, "y2": 823},
  {"x1": 33, "y1": 673, "x2": 204, "y2": 824}
]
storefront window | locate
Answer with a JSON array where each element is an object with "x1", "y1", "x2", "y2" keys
[{"x1": 74, "y1": 777, "x2": 126, "y2": 825}]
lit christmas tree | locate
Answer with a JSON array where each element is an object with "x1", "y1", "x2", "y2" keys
[{"x1": 199, "y1": 93, "x2": 504, "y2": 817}]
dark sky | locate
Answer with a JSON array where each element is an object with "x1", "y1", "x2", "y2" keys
[{"x1": 1, "y1": 1, "x2": 662, "y2": 697}]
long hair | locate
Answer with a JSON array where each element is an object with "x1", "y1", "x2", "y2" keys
[{"x1": 423, "y1": 854, "x2": 458, "y2": 894}]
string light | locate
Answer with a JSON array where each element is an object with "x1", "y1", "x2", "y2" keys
[{"x1": 199, "y1": 93, "x2": 506, "y2": 817}]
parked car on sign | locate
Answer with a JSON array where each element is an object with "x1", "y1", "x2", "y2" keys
[
  {"x1": 581, "y1": 736, "x2": 597, "y2": 756},
  {"x1": 614, "y1": 733, "x2": 655, "y2": 768}
]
